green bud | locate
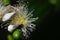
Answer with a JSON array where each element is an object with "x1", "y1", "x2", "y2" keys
[
  {"x1": 49, "y1": 0, "x2": 57, "y2": 5},
  {"x1": 12, "y1": 29, "x2": 22, "y2": 39},
  {"x1": 3, "y1": 0, "x2": 10, "y2": 6},
  {"x1": 7, "y1": 34, "x2": 14, "y2": 40}
]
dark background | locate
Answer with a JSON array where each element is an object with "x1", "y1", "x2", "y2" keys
[{"x1": 0, "y1": 0, "x2": 60, "y2": 40}]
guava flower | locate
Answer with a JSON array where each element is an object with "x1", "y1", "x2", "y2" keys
[
  {"x1": 0, "y1": 0, "x2": 38, "y2": 38},
  {"x1": 7, "y1": 5, "x2": 38, "y2": 38}
]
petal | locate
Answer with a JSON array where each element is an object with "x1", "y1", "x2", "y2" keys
[
  {"x1": 2, "y1": 12, "x2": 15, "y2": 21},
  {"x1": 8, "y1": 24, "x2": 15, "y2": 32}
]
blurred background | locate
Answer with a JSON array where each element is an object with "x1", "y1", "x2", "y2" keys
[{"x1": 0, "y1": 0, "x2": 60, "y2": 40}]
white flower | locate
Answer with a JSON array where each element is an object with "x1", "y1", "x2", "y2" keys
[
  {"x1": 0, "y1": 1, "x2": 38, "y2": 38},
  {"x1": 9, "y1": 5, "x2": 38, "y2": 38}
]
